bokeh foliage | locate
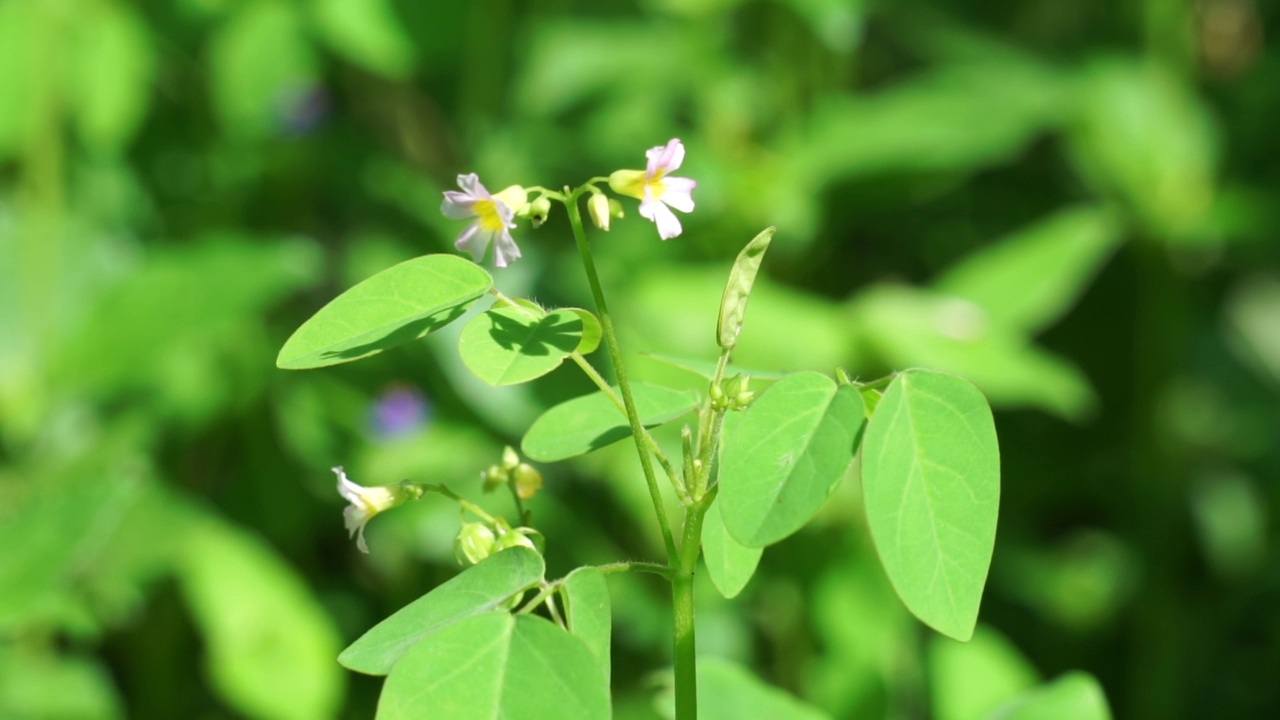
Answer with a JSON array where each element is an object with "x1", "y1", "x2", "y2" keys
[{"x1": 1, "y1": 0, "x2": 1278, "y2": 717}]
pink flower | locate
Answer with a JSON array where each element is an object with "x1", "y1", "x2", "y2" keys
[
  {"x1": 440, "y1": 174, "x2": 528, "y2": 267},
  {"x1": 608, "y1": 138, "x2": 696, "y2": 240}
]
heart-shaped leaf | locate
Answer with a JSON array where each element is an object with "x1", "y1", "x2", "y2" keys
[
  {"x1": 560, "y1": 567, "x2": 611, "y2": 685},
  {"x1": 458, "y1": 306, "x2": 583, "y2": 385}
]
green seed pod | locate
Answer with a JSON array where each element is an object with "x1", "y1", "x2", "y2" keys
[{"x1": 717, "y1": 227, "x2": 775, "y2": 351}]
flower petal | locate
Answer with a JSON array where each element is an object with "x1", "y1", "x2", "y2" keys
[
  {"x1": 441, "y1": 194, "x2": 476, "y2": 219},
  {"x1": 454, "y1": 223, "x2": 489, "y2": 262},
  {"x1": 655, "y1": 138, "x2": 685, "y2": 173},
  {"x1": 455, "y1": 173, "x2": 490, "y2": 199},
  {"x1": 342, "y1": 504, "x2": 364, "y2": 537},
  {"x1": 492, "y1": 230, "x2": 522, "y2": 268},
  {"x1": 641, "y1": 197, "x2": 683, "y2": 240},
  {"x1": 659, "y1": 186, "x2": 695, "y2": 213}
]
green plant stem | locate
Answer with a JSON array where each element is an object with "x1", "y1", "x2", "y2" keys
[
  {"x1": 421, "y1": 484, "x2": 496, "y2": 523},
  {"x1": 565, "y1": 195, "x2": 679, "y2": 564},
  {"x1": 505, "y1": 481, "x2": 529, "y2": 526},
  {"x1": 672, "y1": 504, "x2": 708, "y2": 720}
]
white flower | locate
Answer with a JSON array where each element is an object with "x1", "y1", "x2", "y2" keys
[
  {"x1": 333, "y1": 466, "x2": 413, "y2": 553},
  {"x1": 608, "y1": 138, "x2": 696, "y2": 240},
  {"x1": 440, "y1": 174, "x2": 528, "y2": 268}
]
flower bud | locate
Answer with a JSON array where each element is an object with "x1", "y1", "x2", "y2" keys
[
  {"x1": 525, "y1": 196, "x2": 552, "y2": 227},
  {"x1": 588, "y1": 193, "x2": 611, "y2": 231},
  {"x1": 708, "y1": 380, "x2": 726, "y2": 410},
  {"x1": 513, "y1": 463, "x2": 543, "y2": 500},
  {"x1": 724, "y1": 374, "x2": 754, "y2": 408},
  {"x1": 493, "y1": 185, "x2": 529, "y2": 216},
  {"x1": 454, "y1": 522, "x2": 496, "y2": 565},
  {"x1": 481, "y1": 465, "x2": 508, "y2": 492},
  {"x1": 607, "y1": 169, "x2": 647, "y2": 200},
  {"x1": 501, "y1": 446, "x2": 521, "y2": 471}
]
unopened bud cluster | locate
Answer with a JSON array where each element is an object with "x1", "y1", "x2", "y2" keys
[
  {"x1": 482, "y1": 446, "x2": 544, "y2": 500},
  {"x1": 709, "y1": 374, "x2": 755, "y2": 411},
  {"x1": 454, "y1": 517, "x2": 543, "y2": 566}
]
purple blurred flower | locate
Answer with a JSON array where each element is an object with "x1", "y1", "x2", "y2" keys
[{"x1": 369, "y1": 385, "x2": 431, "y2": 440}]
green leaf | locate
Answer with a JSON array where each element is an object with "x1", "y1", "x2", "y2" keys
[
  {"x1": 522, "y1": 383, "x2": 699, "y2": 462},
  {"x1": 0, "y1": 1, "x2": 39, "y2": 160},
  {"x1": 210, "y1": 1, "x2": 317, "y2": 140},
  {"x1": 560, "y1": 567, "x2": 612, "y2": 685},
  {"x1": 985, "y1": 672, "x2": 1111, "y2": 720},
  {"x1": 640, "y1": 352, "x2": 788, "y2": 381},
  {"x1": 935, "y1": 206, "x2": 1121, "y2": 334},
  {"x1": 718, "y1": 227, "x2": 775, "y2": 350},
  {"x1": 70, "y1": 3, "x2": 154, "y2": 155},
  {"x1": 701, "y1": 499, "x2": 763, "y2": 599},
  {"x1": 852, "y1": 283, "x2": 1095, "y2": 420},
  {"x1": 929, "y1": 626, "x2": 1038, "y2": 720},
  {"x1": 376, "y1": 613, "x2": 610, "y2": 720},
  {"x1": 567, "y1": 307, "x2": 603, "y2": 355},
  {"x1": 861, "y1": 369, "x2": 1000, "y2": 641},
  {"x1": 312, "y1": 0, "x2": 415, "y2": 78},
  {"x1": 682, "y1": 657, "x2": 831, "y2": 720},
  {"x1": 177, "y1": 515, "x2": 343, "y2": 720},
  {"x1": 339, "y1": 547, "x2": 544, "y2": 675},
  {"x1": 0, "y1": 648, "x2": 124, "y2": 720},
  {"x1": 278, "y1": 254, "x2": 492, "y2": 369},
  {"x1": 458, "y1": 306, "x2": 583, "y2": 385},
  {"x1": 719, "y1": 371, "x2": 864, "y2": 547}
]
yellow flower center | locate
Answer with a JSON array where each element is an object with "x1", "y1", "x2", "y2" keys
[{"x1": 474, "y1": 200, "x2": 506, "y2": 231}]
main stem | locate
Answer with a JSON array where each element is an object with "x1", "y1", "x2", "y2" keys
[
  {"x1": 565, "y1": 197, "x2": 678, "y2": 563},
  {"x1": 672, "y1": 504, "x2": 706, "y2": 720}
]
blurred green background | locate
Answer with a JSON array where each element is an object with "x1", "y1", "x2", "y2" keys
[{"x1": 1, "y1": 0, "x2": 1277, "y2": 717}]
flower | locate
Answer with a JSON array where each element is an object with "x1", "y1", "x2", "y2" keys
[
  {"x1": 333, "y1": 466, "x2": 418, "y2": 553},
  {"x1": 608, "y1": 138, "x2": 696, "y2": 240},
  {"x1": 440, "y1": 174, "x2": 528, "y2": 267}
]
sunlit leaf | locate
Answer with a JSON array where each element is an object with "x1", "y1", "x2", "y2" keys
[
  {"x1": 0, "y1": 648, "x2": 124, "y2": 720},
  {"x1": 177, "y1": 515, "x2": 343, "y2": 720},
  {"x1": 566, "y1": 307, "x2": 603, "y2": 355},
  {"x1": 339, "y1": 548, "x2": 544, "y2": 676},
  {"x1": 861, "y1": 369, "x2": 999, "y2": 641},
  {"x1": 656, "y1": 657, "x2": 831, "y2": 720},
  {"x1": 278, "y1": 254, "x2": 492, "y2": 369},
  {"x1": 701, "y1": 499, "x2": 763, "y2": 599},
  {"x1": 312, "y1": 0, "x2": 415, "y2": 78},
  {"x1": 522, "y1": 383, "x2": 699, "y2": 462},
  {"x1": 210, "y1": 1, "x2": 317, "y2": 139},
  {"x1": 1069, "y1": 60, "x2": 1218, "y2": 243},
  {"x1": 719, "y1": 371, "x2": 864, "y2": 547},
  {"x1": 70, "y1": 3, "x2": 154, "y2": 155},
  {"x1": 458, "y1": 306, "x2": 583, "y2": 385},
  {"x1": 929, "y1": 626, "x2": 1039, "y2": 720},
  {"x1": 376, "y1": 613, "x2": 610, "y2": 720},
  {"x1": 985, "y1": 672, "x2": 1111, "y2": 720},
  {"x1": 852, "y1": 283, "x2": 1095, "y2": 420},
  {"x1": 935, "y1": 206, "x2": 1121, "y2": 334},
  {"x1": 560, "y1": 567, "x2": 612, "y2": 685}
]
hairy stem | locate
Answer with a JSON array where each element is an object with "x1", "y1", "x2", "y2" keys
[{"x1": 565, "y1": 195, "x2": 679, "y2": 564}]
